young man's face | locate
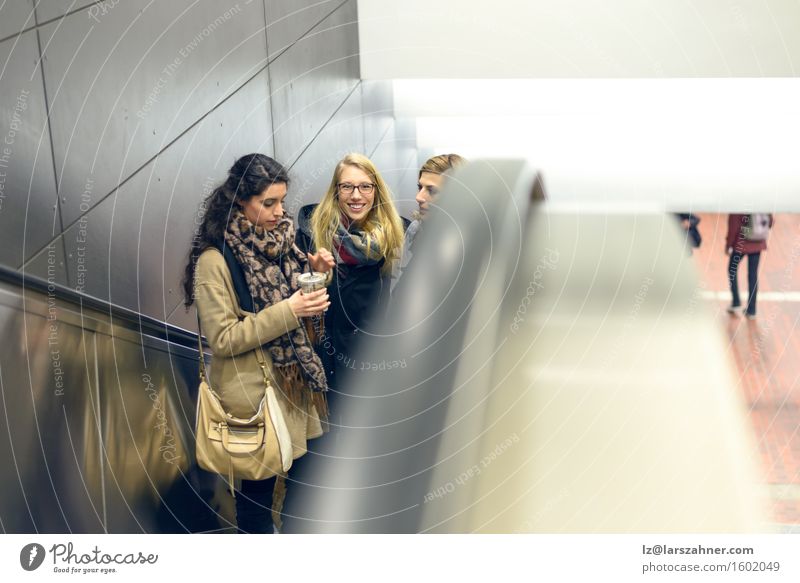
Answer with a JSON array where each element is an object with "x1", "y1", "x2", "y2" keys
[{"x1": 415, "y1": 172, "x2": 444, "y2": 220}]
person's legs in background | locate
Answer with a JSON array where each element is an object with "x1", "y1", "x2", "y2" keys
[
  {"x1": 745, "y1": 252, "x2": 762, "y2": 317},
  {"x1": 728, "y1": 251, "x2": 743, "y2": 311},
  {"x1": 236, "y1": 476, "x2": 277, "y2": 534}
]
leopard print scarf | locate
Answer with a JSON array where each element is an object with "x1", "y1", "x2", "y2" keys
[{"x1": 224, "y1": 209, "x2": 328, "y2": 417}]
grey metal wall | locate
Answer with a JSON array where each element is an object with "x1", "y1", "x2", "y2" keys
[
  {"x1": 0, "y1": 0, "x2": 416, "y2": 332},
  {"x1": 0, "y1": 0, "x2": 416, "y2": 533}
]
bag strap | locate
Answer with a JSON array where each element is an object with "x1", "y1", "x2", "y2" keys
[
  {"x1": 196, "y1": 310, "x2": 209, "y2": 382},
  {"x1": 253, "y1": 343, "x2": 270, "y2": 387},
  {"x1": 195, "y1": 311, "x2": 233, "y2": 497},
  {"x1": 222, "y1": 244, "x2": 255, "y2": 313},
  {"x1": 196, "y1": 308, "x2": 271, "y2": 387}
]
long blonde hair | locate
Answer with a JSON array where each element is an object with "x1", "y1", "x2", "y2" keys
[{"x1": 310, "y1": 153, "x2": 404, "y2": 273}]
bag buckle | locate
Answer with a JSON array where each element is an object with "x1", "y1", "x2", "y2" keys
[{"x1": 260, "y1": 362, "x2": 269, "y2": 385}]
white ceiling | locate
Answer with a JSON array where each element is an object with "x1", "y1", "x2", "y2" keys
[
  {"x1": 395, "y1": 79, "x2": 800, "y2": 210},
  {"x1": 357, "y1": 0, "x2": 800, "y2": 79},
  {"x1": 357, "y1": 1, "x2": 800, "y2": 210}
]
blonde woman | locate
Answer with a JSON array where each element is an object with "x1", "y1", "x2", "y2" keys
[{"x1": 295, "y1": 153, "x2": 404, "y2": 400}]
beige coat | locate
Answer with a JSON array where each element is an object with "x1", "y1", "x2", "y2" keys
[{"x1": 194, "y1": 248, "x2": 323, "y2": 459}]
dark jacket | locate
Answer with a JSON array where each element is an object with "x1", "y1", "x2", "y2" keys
[
  {"x1": 675, "y1": 213, "x2": 702, "y2": 249},
  {"x1": 726, "y1": 213, "x2": 774, "y2": 255},
  {"x1": 295, "y1": 204, "x2": 401, "y2": 391}
]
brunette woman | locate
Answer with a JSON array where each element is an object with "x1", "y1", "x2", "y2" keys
[{"x1": 183, "y1": 153, "x2": 335, "y2": 533}]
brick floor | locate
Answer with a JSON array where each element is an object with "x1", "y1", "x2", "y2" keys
[{"x1": 690, "y1": 213, "x2": 800, "y2": 525}]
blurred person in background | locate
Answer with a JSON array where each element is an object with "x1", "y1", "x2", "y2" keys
[
  {"x1": 675, "y1": 213, "x2": 702, "y2": 255},
  {"x1": 392, "y1": 153, "x2": 466, "y2": 291},
  {"x1": 725, "y1": 213, "x2": 774, "y2": 319}
]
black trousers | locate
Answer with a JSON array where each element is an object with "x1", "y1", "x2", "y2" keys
[
  {"x1": 728, "y1": 251, "x2": 761, "y2": 316},
  {"x1": 235, "y1": 476, "x2": 277, "y2": 534}
]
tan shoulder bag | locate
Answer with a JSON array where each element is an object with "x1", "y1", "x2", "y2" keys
[{"x1": 194, "y1": 313, "x2": 293, "y2": 495}]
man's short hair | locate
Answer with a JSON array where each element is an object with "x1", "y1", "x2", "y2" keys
[{"x1": 419, "y1": 154, "x2": 466, "y2": 179}]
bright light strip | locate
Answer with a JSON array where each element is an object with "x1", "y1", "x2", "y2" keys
[{"x1": 398, "y1": 79, "x2": 800, "y2": 210}]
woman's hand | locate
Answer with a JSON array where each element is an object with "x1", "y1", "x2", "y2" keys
[
  {"x1": 288, "y1": 288, "x2": 330, "y2": 317},
  {"x1": 308, "y1": 248, "x2": 335, "y2": 273}
]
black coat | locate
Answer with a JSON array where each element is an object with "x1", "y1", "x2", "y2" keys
[
  {"x1": 676, "y1": 213, "x2": 702, "y2": 248},
  {"x1": 295, "y1": 204, "x2": 400, "y2": 392}
]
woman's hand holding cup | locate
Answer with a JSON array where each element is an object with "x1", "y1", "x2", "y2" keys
[{"x1": 288, "y1": 288, "x2": 330, "y2": 317}]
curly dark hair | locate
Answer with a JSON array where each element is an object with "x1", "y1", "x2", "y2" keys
[{"x1": 182, "y1": 153, "x2": 290, "y2": 308}]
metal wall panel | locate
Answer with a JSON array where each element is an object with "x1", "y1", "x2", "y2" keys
[
  {"x1": 40, "y1": 0, "x2": 269, "y2": 226},
  {"x1": 0, "y1": 31, "x2": 61, "y2": 269},
  {"x1": 368, "y1": 123, "x2": 401, "y2": 195},
  {"x1": 285, "y1": 83, "x2": 364, "y2": 213},
  {"x1": 394, "y1": 150, "x2": 420, "y2": 219},
  {"x1": 35, "y1": 1, "x2": 100, "y2": 23},
  {"x1": 264, "y1": 0, "x2": 347, "y2": 60},
  {"x1": 53, "y1": 71, "x2": 273, "y2": 318},
  {"x1": 0, "y1": 286, "x2": 104, "y2": 532},
  {"x1": 0, "y1": 0, "x2": 36, "y2": 40},
  {"x1": 392, "y1": 117, "x2": 418, "y2": 217},
  {"x1": 23, "y1": 236, "x2": 70, "y2": 288},
  {"x1": 394, "y1": 117, "x2": 417, "y2": 151},
  {"x1": 370, "y1": 120, "x2": 418, "y2": 219},
  {"x1": 361, "y1": 80, "x2": 393, "y2": 157},
  {"x1": 166, "y1": 300, "x2": 197, "y2": 334},
  {"x1": 269, "y1": 0, "x2": 360, "y2": 167}
]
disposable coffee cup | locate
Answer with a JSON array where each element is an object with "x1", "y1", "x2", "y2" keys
[{"x1": 298, "y1": 272, "x2": 326, "y2": 294}]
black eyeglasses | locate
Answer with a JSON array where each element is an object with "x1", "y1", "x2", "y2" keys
[{"x1": 338, "y1": 182, "x2": 375, "y2": 195}]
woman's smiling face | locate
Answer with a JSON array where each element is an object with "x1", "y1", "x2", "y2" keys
[
  {"x1": 337, "y1": 165, "x2": 375, "y2": 224},
  {"x1": 240, "y1": 182, "x2": 288, "y2": 230}
]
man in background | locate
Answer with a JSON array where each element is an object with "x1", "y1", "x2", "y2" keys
[{"x1": 392, "y1": 153, "x2": 466, "y2": 291}]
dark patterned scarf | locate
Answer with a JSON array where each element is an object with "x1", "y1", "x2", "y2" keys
[
  {"x1": 224, "y1": 209, "x2": 327, "y2": 417},
  {"x1": 333, "y1": 215, "x2": 385, "y2": 277}
]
